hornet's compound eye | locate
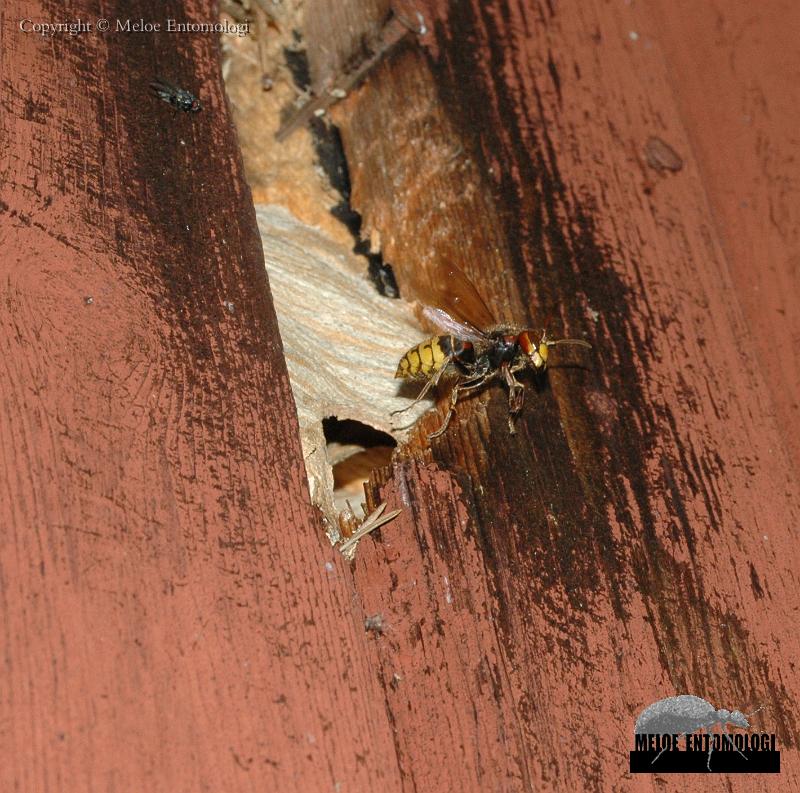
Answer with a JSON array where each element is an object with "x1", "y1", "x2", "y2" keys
[{"x1": 536, "y1": 343, "x2": 549, "y2": 369}]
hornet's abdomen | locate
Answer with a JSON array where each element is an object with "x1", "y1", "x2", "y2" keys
[{"x1": 395, "y1": 335, "x2": 471, "y2": 379}]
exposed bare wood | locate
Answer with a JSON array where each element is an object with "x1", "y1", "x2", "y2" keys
[
  {"x1": 304, "y1": 0, "x2": 392, "y2": 92},
  {"x1": 5, "y1": 0, "x2": 800, "y2": 789},
  {"x1": 276, "y1": 13, "x2": 414, "y2": 141}
]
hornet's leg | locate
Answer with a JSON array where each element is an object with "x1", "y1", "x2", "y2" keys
[
  {"x1": 501, "y1": 364, "x2": 525, "y2": 434},
  {"x1": 391, "y1": 359, "x2": 452, "y2": 416},
  {"x1": 428, "y1": 372, "x2": 495, "y2": 440}
]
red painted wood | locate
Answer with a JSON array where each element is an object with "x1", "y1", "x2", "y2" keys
[
  {"x1": 317, "y1": 0, "x2": 800, "y2": 788},
  {"x1": 4, "y1": 0, "x2": 799, "y2": 790},
  {"x1": 1, "y1": 2, "x2": 401, "y2": 790},
  {"x1": 648, "y1": 0, "x2": 800, "y2": 476}
]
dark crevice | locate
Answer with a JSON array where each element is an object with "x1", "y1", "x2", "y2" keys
[
  {"x1": 310, "y1": 117, "x2": 400, "y2": 298},
  {"x1": 283, "y1": 41, "x2": 311, "y2": 91},
  {"x1": 323, "y1": 417, "x2": 397, "y2": 450},
  {"x1": 281, "y1": 45, "x2": 400, "y2": 298}
]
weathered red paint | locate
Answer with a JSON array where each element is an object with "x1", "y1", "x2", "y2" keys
[
  {"x1": 324, "y1": 0, "x2": 800, "y2": 789},
  {"x1": 4, "y1": 0, "x2": 800, "y2": 791},
  {"x1": 1, "y1": 1, "x2": 402, "y2": 791},
  {"x1": 648, "y1": 0, "x2": 800, "y2": 476}
]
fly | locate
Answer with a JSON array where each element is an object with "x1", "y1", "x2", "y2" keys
[{"x1": 150, "y1": 78, "x2": 202, "y2": 113}]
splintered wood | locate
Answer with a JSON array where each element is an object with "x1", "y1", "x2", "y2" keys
[
  {"x1": 276, "y1": 14, "x2": 419, "y2": 141},
  {"x1": 224, "y1": 6, "x2": 428, "y2": 535},
  {"x1": 300, "y1": 0, "x2": 800, "y2": 790},
  {"x1": 221, "y1": 0, "x2": 351, "y2": 244},
  {"x1": 327, "y1": 46, "x2": 530, "y2": 330}
]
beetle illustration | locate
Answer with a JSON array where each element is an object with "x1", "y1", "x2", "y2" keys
[{"x1": 635, "y1": 694, "x2": 763, "y2": 771}]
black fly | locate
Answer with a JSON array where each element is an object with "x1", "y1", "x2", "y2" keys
[{"x1": 150, "y1": 78, "x2": 201, "y2": 113}]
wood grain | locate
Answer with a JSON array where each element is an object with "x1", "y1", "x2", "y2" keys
[
  {"x1": 308, "y1": 0, "x2": 800, "y2": 789},
  {"x1": 304, "y1": 0, "x2": 391, "y2": 93},
  {"x1": 647, "y1": 0, "x2": 800, "y2": 476},
  {"x1": 5, "y1": 0, "x2": 800, "y2": 790},
  {"x1": 0, "y1": 2, "x2": 402, "y2": 790}
]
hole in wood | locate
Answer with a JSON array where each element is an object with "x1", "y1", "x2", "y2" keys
[{"x1": 323, "y1": 417, "x2": 396, "y2": 513}]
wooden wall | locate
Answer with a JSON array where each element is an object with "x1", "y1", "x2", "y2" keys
[{"x1": 2, "y1": 0, "x2": 798, "y2": 790}]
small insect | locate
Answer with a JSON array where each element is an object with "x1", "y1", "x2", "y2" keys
[
  {"x1": 394, "y1": 261, "x2": 591, "y2": 438},
  {"x1": 635, "y1": 694, "x2": 764, "y2": 771},
  {"x1": 150, "y1": 78, "x2": 202, "y2": 113},
  {"x1": 364, "y1": 614, "x2": 386, "y2": 634}
]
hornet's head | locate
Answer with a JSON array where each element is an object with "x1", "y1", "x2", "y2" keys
[
  {"x1": 520, "y1": 329, "x2": 593, "y2": 371},
  {"x1": 518, "y1": 330, "x2": 549, "y2": 371}
]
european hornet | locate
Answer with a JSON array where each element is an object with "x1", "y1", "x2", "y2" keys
[{"x1": 394, "y1": 261, "x2": 591, "y2": 438}]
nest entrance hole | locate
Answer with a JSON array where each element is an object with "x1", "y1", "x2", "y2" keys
[{"x1": 323, "y1": 417, "x2": 396, "y2": 513}]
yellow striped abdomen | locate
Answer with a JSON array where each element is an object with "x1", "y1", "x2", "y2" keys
[{"x1": 395, "y1": 336, "x2": 449, "y2": 379}]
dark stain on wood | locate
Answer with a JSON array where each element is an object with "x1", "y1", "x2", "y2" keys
[
  {"x1": 314, "y1": 0, "x2": 800, "y2": 784},
  {"x1": 430, "y1": 4, "x2": 651, "y2": 615},
  {"x1": 2, "y1": 1, "x2": 408, "y2": 789},
  {"x1": 6, "y1": 0, "x2": 800, "y2": 788}
]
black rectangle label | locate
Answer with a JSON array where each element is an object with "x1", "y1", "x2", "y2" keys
[{"x1": 630, "y1": 750, "x2": 780, "y2": 773}]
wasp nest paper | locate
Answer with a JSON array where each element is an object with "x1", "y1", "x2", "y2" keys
[{"x1": 256, "y1": 205, "x2": 429, "y2": 534}]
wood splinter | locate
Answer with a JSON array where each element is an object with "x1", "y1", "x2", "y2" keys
[
  {"x1": 338, "y1": 502, "x2": 402, "y2": 558},
  {"x1": 276, "y1": 11, "x2": 425, "y2": 141}
]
